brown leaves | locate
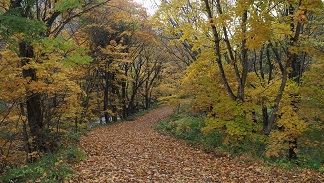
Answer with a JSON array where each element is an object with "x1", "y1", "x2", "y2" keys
[{"x1": 69, "y1": 107, "x2": 324, "y2": 182}]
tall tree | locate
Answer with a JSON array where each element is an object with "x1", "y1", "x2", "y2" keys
[{"x1": 0, "y1": 0, "x2": 107, "y2": 159}]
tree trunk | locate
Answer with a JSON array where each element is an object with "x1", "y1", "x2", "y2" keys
[
  {"x1": 121, "y1": 64, "x2": 128, "y2": 119},
  {"x1": 111, "y1": 74, "x2": 118, "y2": 122},
  {"x1": 289, "y1": 138, "x2": 298, "y2": 160},
  {"x1": 104, "y1": 68, "x2": 110, "y2": 123},
  {"x1": 19, "y1": 41, "x2": 44, "y2": 155},
  {"x1": 286, "y1": 2, "x2": 303, "y2": 160},
  {"x1": 129, "y1": 90, "x2": 136, "y2": 114},
  {"x1": 144, "y1": 77, "x2": 150, "y2": 109},
  {"x1": 262, "y1": 103, "x2": 269, "y2": 132},
  {"x1": 266, "y1": 45, "x2": 274, "y2": 84},
  {"x1": 238, "y1": 10, "x2": 248, "y2": 101},
  {"x1": 20, "y1": 103, "x2": 31, "y2": 163}
]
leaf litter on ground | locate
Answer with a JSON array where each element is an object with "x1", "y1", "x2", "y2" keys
[{"x1": 68, "y1": 106, "x2": 323, "y2": 182}]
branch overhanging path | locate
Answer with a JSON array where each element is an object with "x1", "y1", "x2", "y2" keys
[{"x1": 70, "y1": 107, "x2": 322, "y2": 182}]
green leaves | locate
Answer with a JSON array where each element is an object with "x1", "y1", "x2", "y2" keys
[
  {"x1": 35, "y1": 37, "x2": 92, "y2": 66},
  {"x1": 0, "y1": 15, "x2": 46, "y2": 41},
  {"x1": 54, "y1": 0, "x2": 82, "y2": 12},
  {"x1": 40, "y1": 37, "x2": 74, "y2": 52},
  {"x1": 0, "y1": 146, "x2": 84, "y2": 182}
]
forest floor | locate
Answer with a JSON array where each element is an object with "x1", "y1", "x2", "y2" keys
[{"x1": 69, "y1": 106, "x2": 323, "y2": 182}]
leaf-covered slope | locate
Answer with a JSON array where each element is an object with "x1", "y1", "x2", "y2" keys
[{"x1": 70, "y1": 107, "x2": 323, "y2": 182}]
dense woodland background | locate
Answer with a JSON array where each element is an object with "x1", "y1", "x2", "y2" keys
[{"x1": 0, "y1": 0, "x2": 323, "y2": 180}]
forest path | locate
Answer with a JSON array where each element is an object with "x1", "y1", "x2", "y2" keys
[{"x1": 70, "y1": 106, "x2": 322, "y2": 182}]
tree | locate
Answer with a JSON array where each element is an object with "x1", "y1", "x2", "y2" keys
[
  {"x1": 154, "y1": 0, "x2": 324, "y2": 159},
  {"x1": 0, "y1": 0, "x2": 107, "y2": 162}
]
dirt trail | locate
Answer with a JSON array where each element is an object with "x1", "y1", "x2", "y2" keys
[{"x1": 71, "y1": 106, "x2": 322, "y2": 182}]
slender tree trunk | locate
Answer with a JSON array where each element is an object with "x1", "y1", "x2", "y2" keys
[
  {"x1": 129, "y1": 89, "x2": 137, "y2": 114},
  {"x1": 266, "y1": 67, "x2": 288, "y2": 135},
  {"x1": 262, "y1": 103, "x2": 269, "y2": 132},
  {"x1": 121, "y1": 64, "x2": 128, "y2": 119},
  {"x1": 111, "y1": 74, "x2": 118, "y2": 122},
  {"x1": 259, "y1": 47, "x2": 265, "y2": 80},
  {"x1": 266, "y1": 45, "x2": 274, "y2": 84},
  {"x1": 75, "y1": 116, "x2": 78, "y2": 133},
  {"x1": 203, "y1": 0, "x2": 237, "y2": 101},
  {"x1": 96, "y1": 85, "x2": 103, "y2": 124},
  {"x1": 238, "y1": 10, "x2": 248, "y2": 101},
  {"x1": 144, "y1": 80, "x2": 150, "y2": 109},
  {"x1": 104, "y1": 67, "x2": 110, "y2": 123},
  {"x1": 289, "y1": 138, "x2": 298, "y2": 160},
  {"x1": 20, "y1": 103, "x2": 31, "y2": 163}
]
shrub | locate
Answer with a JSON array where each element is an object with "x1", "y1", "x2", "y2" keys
[
  {"x1": 173, "y1": 117, "x2": 203, "y2": 142},
  {"x1": 201, "y1": 130, "x2": 225, "y2": 151},
  {"x1": 0, "y1": 146, "x2": 85, "y2": 183}
]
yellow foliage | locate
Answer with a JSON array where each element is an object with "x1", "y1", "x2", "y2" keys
[
  {"x1": 299, "y1": 63, "x2": 324, "y2": 129},
  {"x1": 152, "y1": 0, "x2": 324, "y2": 159},
  {"x1": 181, "y1": 51, "x2": 222, "y2": 113},
  {"x1": 272, "y1": 23, "x2": 292, "y2": 40}
]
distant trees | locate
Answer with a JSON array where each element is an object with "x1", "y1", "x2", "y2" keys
[{"x1": 79, "y1": 0, "x2": 167, "y2": 122}]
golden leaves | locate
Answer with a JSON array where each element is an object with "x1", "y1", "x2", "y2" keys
[
  {"x1": 300, "y1": 0, "x2": 324, "y2": 11},
  {"x1": 0, "y1": 50, "x2": 26, "y2": 101}
]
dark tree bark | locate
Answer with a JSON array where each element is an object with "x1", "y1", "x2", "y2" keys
[
  {"x1": 286, "y1": 2, "x2": 303, "y2": 160},
  {"x1": 121, "y1": 64, "x2": 129, "y2": 119},
  {"x1": 19, "y1": 41, "x2": 44, "y2": 155},
  {"x1": 111, "y1": 73, "x2": 119, "y2": 122},
  {"x1": 262, "y1": 103, "x2": 269, "y2": 133},
  {"x1": 104, "y1": 62, "x2": 110, "y2": 123}
]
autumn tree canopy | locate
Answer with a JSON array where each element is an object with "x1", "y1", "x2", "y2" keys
[
  {"x1": 153, "y1": 0, "x2": 324, "y2": 160},
  {"x1": 0, "y1": 0, "x2": 169, "y2": 171},
  {"x1": 0, "y1": 0, "x2": 323, "y2": 178}
]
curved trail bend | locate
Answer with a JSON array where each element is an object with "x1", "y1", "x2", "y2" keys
[{"x1": 71, "y1": 106, "x2": 322, "y2": 182}]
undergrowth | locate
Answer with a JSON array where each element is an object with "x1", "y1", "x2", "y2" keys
[
  {"x1": 0, "y1": 105, "x2": 163, "y2": 182},
  {"x1": 0, "y1": 145, "x2": 85, "y2": 183},
  {"x1": 153, "y1": 106, "x2": 324, "y2": 172}
]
